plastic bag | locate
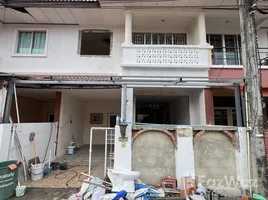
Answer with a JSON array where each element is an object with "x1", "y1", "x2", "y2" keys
[
  {"x1": 100, "y1": 193, "x2": 117, "y2": 200},
  {"x1": 92, "y1": 187, "x2": 106, "y2": 200}
]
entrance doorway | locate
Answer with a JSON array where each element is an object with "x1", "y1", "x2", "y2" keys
[{"x1": 136, "y1": 101, "x2": 171, "y2": 124}]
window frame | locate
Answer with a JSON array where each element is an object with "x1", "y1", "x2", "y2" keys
[
  {"x1": 207, "y1": 34, "x2": 242, "y2": 66},
  {"x1": 78, "y1": 29, "x2": 112, "y2": 57},
  {"x1": 132, "y1": 32, "x2": 187, "y2": 45},
  {"x1": 214, "y1": 107, "x2": 236, "y2": 126},
  {"x1": 12, "y1": 28, "x2": 49, "y2": 57}
]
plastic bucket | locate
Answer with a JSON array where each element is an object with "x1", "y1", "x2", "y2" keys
[
  {"x1": 0, "y1": 160, "x2": 20, "y2": 200},
  {"x1": 15, "y1": 186, "x2": 26, "y2": 197},
  {"x1": 68, "y1": 146, "x2": 75, "y2": 155},
  {"x1": 30, "y1": 163, "x2": 44, "y2": 181}
]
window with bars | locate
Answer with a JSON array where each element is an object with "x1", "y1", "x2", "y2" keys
[
  {"x1": 207, "y1": 34, "x2": 242, "y2": 65},
  {"x1": 132, "y1": 33, "x2": 187, "y2": 45},
  {"x1": 214, "y1": 108, "x2": 237, "y2": 126}
]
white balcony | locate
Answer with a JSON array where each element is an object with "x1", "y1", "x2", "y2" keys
[{"x1": 121, "y1": 45, "x2": 212, "y2": 69}]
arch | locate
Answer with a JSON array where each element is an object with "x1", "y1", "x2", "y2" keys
[
  {"x1": 132, "y1": 129, "x2": 176, "y2": 146},
  {"x1": 193, "y1": 130, "x2": 239, "y2": 150}
]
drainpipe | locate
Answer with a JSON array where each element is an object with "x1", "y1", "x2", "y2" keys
[
  {"x1": 3, "y1": 80, "x2": 14, "y2": 123},
  {"x1": 121, "y1": 85, "x2": 127, "y2": 122},
  {"x1": 245, "y1": 86, "x2": 252, "y2": 196}
]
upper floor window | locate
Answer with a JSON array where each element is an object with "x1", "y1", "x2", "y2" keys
[
  {"x1": 207, "y1": 34, "x2": 241, "y2": 65},
  {"x1": 133, "y1": 33, "x2": 186, "y2": 45},
  {"x1": 79, "y1": 30, "x2": 111, "y2": 56},
  {"x1": 15, "y1": 30, "x2": 47, "y2": 56}
]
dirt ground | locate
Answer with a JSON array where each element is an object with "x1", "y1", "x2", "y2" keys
[{"x1": 9, "y1": 188, "x2": 78, "y2": 200}]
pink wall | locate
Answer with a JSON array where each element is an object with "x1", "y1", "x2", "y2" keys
[{"x1": 209, "y1": 68, "x2": 268, "y2": 96}]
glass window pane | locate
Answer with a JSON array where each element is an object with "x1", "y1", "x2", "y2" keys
[
  {"x1": 173, "y1": 34, "x2": 186, "y2": 45},
  {"x1": 166, "y1": 34, "x2": 173, "y2": 45},
  {"x1": 133, "y1": 33, "x2": 144, "y2": 44},
  {"x1": 209, "y1": 35, "x2": 224, "y2": 65},
  {"x1": 214, "y1": 109, "x2": 228, "y2": 125},
  {"x1": 145, "y1": 33, "x2": 151, "y2": 45},
  {"x1": 31, "y1": 31, "x2": 46, "y2": 54},
  {"x1": 225, "y1": 35, "x2": 239, "y2": 65},
  {"x1": 16, "y1": 32, "x2": 32, "y2": 54}
]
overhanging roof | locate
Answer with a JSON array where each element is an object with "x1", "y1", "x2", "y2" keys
[
  {"x1": 2, "y1": 0, "x2": 100, "y2": 8},
  {"x1": 0, "y1": 73, "x2": 244, "y2": 88}
]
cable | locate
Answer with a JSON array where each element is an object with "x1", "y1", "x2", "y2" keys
[{"x1": 53, "y1": 114, "x2": 72, "y2": 129}]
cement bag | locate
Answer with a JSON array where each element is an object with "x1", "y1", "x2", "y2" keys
[
  {"x1": 91, "y1": 187, "x2": 106, "y2": 200},
  {"x1": 100, "y1": 193, "x2": 117, "y2": 200}
]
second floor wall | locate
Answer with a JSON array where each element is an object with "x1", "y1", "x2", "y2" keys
[{"x1": 0, "y1": 8, "x2": 268, "y2": 76}]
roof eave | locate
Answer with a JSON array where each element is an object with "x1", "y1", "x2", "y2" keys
[{"x1": 3, "y1": 0, "x2": 101, "y2": 8}]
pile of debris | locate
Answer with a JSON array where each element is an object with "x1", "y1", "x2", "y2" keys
[{"x1": 67, "y1": 173, "x2": 216, "y2": 200}]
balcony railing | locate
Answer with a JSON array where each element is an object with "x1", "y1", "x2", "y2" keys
[
  {"x1": 121, "y1": 45, "x2": 212, "y2": 68},
  {"x1": 212, "y1": 47, "x2": 242, "y2": 65}
]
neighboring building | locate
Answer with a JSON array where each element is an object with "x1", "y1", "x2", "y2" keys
[{"x1": 0, "y1": 0, "x2": 268, "y2": 167}]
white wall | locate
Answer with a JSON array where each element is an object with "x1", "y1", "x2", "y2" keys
[
  {"x1": 0, "y1": 24, "x2": 123, "y2": 75},
  {"x1": 189, "y1": 89, "x2": 206, "y2": 125},
  {"x1": 0, "y1": 123, "x2": 57, "y2": 163},
  {"x1": 83, "y1": 100, "x2": 121, "y2": 145},
  {"x1": 57, "y1": 93, "x2": 85, "y2": 156}
]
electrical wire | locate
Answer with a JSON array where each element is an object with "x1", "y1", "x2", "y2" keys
[{"x1": 53, "y1": 114, "x2": 72, "y2": 129}]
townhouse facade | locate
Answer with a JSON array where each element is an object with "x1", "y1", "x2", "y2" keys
[{"x1": 1, "y1": 0, "x2": 268, "y2": 195}]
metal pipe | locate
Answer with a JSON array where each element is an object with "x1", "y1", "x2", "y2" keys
[
  {"x1": 245, "y1": 87, "x2": 252, "y2": 196},
  {"x1": 104, "y1": 129, "x2": 108, "y2": 177},
  {"x1": 13, "y1": 84, "x2": 20, "y2": 125},
  {"x1": 0, "y1": 73, "x2": 246, "y2": 79},
  {"x1": 13, "y1": 80, "x2": 242, "y2": 86},
  {"x1": 88, "y1": 127, "x2": 116, "y2": 176},
  {"x1": 127, "y1": 85, "x2": 208, "y2": 89},
  {"x1": 122, "y1": 85, "x2": 127, "y2": 122},
  {"x1": 241, "y1": 95, "x2": 246, "y2": 126},
  {"x1": 234, "y1": 84, "x2": 242, "y2": 127},
  {"x1": 3, "y1": 80, "x2": 14, "y2": 123},
  {"x1": 89, "y1": 128, "x2": 93, "y2": 175}
]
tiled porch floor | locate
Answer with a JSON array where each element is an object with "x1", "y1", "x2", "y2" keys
[{"x1": 26, "y1": 145, "x2": 113, "y2": 188}]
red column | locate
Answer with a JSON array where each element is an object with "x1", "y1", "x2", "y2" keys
[
  {"x1": 204, "y1": 89, "x2": 214, "y2": 125},
  {"x1": 54, "y1": 92, "x2": 62, "y2": 156}
]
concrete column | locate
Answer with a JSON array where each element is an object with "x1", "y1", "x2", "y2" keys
[
  {"x1": 204, "y1": 89, "x2": 214, "y2": 125},
  {"x1": 123, "y1": 11, "x2": 133, "y2": 46},
  {"x1": 176, "y1": 128, "x2": 195, "y2": 188},
  {"x1": 235, "y1": 127, "x2": 249, "y2": 190},
  {"x1": 197, "y1": 12, "x2": 207, "y2": 45},
  {"x1": 121, "y1": 87, "x2": 134, "y2": 122},
  {"x1": 114, "y1": 125, "x2": 132, "y2": 170}
]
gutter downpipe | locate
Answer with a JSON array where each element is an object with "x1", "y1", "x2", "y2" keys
[{"x1": 245, "y1": 85, "x2": 252, "y2": 196}]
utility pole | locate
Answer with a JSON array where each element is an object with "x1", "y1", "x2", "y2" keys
[{"x1": 238, "y1": 0, "x2": 268, "y2": 196}]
